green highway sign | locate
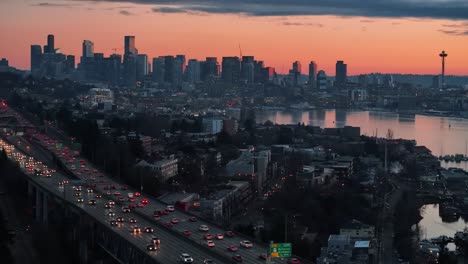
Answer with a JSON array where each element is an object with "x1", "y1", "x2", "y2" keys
[{"x1": 269, "y1": 243, "x2": 292, "y2": 258}]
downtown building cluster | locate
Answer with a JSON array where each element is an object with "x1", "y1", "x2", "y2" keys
[{"x1": 30, "y1": 35, "x2": 279, "y2": 89}]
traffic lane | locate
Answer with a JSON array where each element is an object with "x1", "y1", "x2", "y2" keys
[{"x1": 31, "y1": 136, "x2": 287, "y2": 263}]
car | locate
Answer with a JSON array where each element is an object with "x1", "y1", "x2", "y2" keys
[
  {"x1": 179, "y1": 253, "x2": 194, "y2": 263},
  {"x1": 88, "y1": 199, "x2": 96, "y2": 205},
  {"x1": 199, "y1": 225, "x2": 209, "y2": 232},
  {"x1": 226, "y1": 230, "x2": 235, "y2": 237},
  {"x1": 129, "y1": 218, "x2": 137, "y2": 224},
  {"x1": 206, "y1": 240, "x2": 215, "y2": 247},
  {"x1": 129, "y1": 204, "x2": 137, "y2": 209},
  {"x1": 116, "y1": 217, "x2": 124, "y2": 222},
  {"x1": 153, "y1": 211, "x2": 161, "y2": 216},
  {"x1": 106, "y1": 191, "x2": 111, "y2": 195},
  {"x1": 189, "y1": 216, "x2": 197, "y2": 222},
  {"x1": 144, "y1": 227, "x2": 154, "y2": 233},
  {"x1": 259, "y1": 254, "x2": 268, "y2": 260},
  {"x1": 111, "y1": 185, "x2": 116, "y2": 189},
  {"x1": 227, "y1": 245, "x2": 239, "y2": 252},
  {"x1": 110, "y1": 220, "x2": 117, "y2": 226},
  {"x1": 121, "y1": 185, "x2": 128, "y2": 190},
  {"x1": 240, "y1": 240, "x2": 253, "y2": 248},
  {"x1": 216, "y1": 234, "x2": 224, "y2": 240},
  {"x1": 166, "y1": 205, "x2": 175, "y2": 211},
  {"x1": 87, "y1": 188, "x2": 93, "y2": 193},
  {"x1": 137, "y1": 203, "x2": 145, "y2": 208},
  {"x1": 134, "y1": 192, "x2": 141, "y2": 197},
  {"x1": 104, "y1": 185, "x2": 110, "y2": 190},
  {"x1": 74, "y1": 192, "x2": 81, "y2": 197},
  {"x1": 203, "y1": 259, "x2": 215, "y2": 264},
  {"x1": 151, "y1": 237, "x2": 161, "y2": 245},
  {"x1": 288, "y1": 258, "x2": 301, "y2": 264},
  {"x1": 141, "y1": 198, "x2": 148, "y2": 205},
  {"x1": 108, "y1": 200, "x2": 115, "y2": 205},
  {"x1": 161, "y1": 210, "x2": 169, "y2": 215},
  {"x1": 147, "y1": 244, "x2": 156, "y2": 251},
  {"x1": 93, "y1": 169, "x2": 98, "y2": 173},
  {"x1": 183, "y1": 230, "x2": 192, "y2": 236},
  {"x1": 77, "y1": 197, "x2": 84, "y2": 203},
  {"x1": 128, "y1": 197, "x2": 137, "y2": 202},
  {"x1": 171, "y1": 218, "x2": 179, "y2": 224},
  {"x1": 165, "y1": 222, "x2": 173, "y2": 227},
  {"x1": 122, "y1": 207, "x2": 131, "y2": 213},
  {"x1": 104, "y1": 203, "x2": 111, "y2": 209},
  {"x1": 232, "y1": 255, "x2": 243, "y2": 263},
  {"x1": 153, "y1": 215, "x2": 161, "y2": 221},
  {"x1": 114, "y1": 191, "x2": 121, "y2": 196},
  {"x1": 118, "y1": 197, "x2": 125, "y2": 202},
  {"x1": 108, "y1": 211, "x2": 116, "y2": 217},
  {"x1": 132, "y1": 227, "x2": 141, "y2": 233},
  {"x1": 204, "y1": 234, "x2": 214, "y2": 240}
]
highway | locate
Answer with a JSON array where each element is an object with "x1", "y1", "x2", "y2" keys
[{"x1": 1, "y1": 106, "x2": 294, "y2": 264}]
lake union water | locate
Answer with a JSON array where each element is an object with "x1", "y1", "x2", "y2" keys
[{"x1": 253, "y1": 109, "x2": 468, "y2": 242}]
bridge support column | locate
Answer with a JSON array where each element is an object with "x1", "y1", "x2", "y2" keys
[
  {"x1": 42, "y1": 194, "x2": 48, "y2": 223},
  {"x1": 35, "y1": 189, "x2": 42, "y2": 222}
]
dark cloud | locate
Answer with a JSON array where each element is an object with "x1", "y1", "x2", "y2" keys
[
  {"x1": 119, "y1": 10, "x2": 134, "y2": 15},
  {"x1": 71, "y1": 0, "x2": 468, "y2": 20},
  {"x1": 34, "y1": 2, "x2": 77, "y2": 7},
  {"x1": 152, "y1": 7, "x2": 188, "y2": 14},
  {"x1": 360, "y1": 19, "x2": 375, "y2": 23},
  {"x1": 438, "y1": 29, "x2": 468, "y2": 36},
  {"x1": 282, "y1": 22, "x2": 324, "y2": 27},
  {"x1": 439, "y1": 22, "x2": 468, "y2": 35}
]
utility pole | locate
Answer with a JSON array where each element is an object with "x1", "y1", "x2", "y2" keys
[{"x1": 284, "y1": 213, "x2": 288, "y2": 242}]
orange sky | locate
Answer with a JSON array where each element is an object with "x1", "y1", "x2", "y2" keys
[{"x1": 1, "y1": 0, "x2": 468, "y2": 75}]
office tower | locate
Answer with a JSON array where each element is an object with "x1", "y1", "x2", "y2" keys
[
  {"x1": 289, "y1": 61, "x2": 301, "y2": 86},
  {"x1": 66, "y1": 55, "x2": 75, "y2": 72},
  {"x1": 30, "y1": 45, "x2": 42, "y2": 71},
  {"x1": 124, "y1": 36, "x2": 137, "y2": 55},
  {"x1": 335, "y1": 60, "x2": 347, "y2": 87},
  {"x1": 174, "y1": 55, "x2": 186, "y2": 85},
  {"x1": 261, "y1": 67, "x2": 275, "y2": 82},
  {"x1": 222, "y1": 57, "x2": 241, "y2": 84},
  {"x1": 201, "y1": 57, "x2": 219, "y2": 81},
  {"x1": 82, "y1": 40, "x2": 94, "y2": 58},
  {"x1": 123, "y1": 53, "x2": 137, "y2": 88},
  {"x1": 186, "y1": 59, "x2": 201, "y2": 83},
  {"x1": 152, "y1": 57, "x2": 165, "y2": 84},
  {"x1": 163, "y1": 56, "x2": 175, "y2": 84},
  {"x1": 308, "y1": 61, "x2": 317, "y2": 85},
  {"x1": 106, "y1": 54, "x2": 122, "y2": 86},
  {"x1": 241, "y1": 56, "x2": 255, "y2": 83},
  {"x1": 0, "y1": 59, "x2": 8, "y2": 67},
  {"x1": 136, "y1": 54, "x2": 149, "y2": 80},
  {"x1": 254, "y1": 61, "x2": 264, "y2": 83},
  {"x1": 439, "y1": 50, "x2": 448, "y2": 88},
  {"x1": 44, "y1": 34, "x2": 55, "y2": 54},
  {"x1": 317, "y1": 70, "x2": 327, "y2": 90}
]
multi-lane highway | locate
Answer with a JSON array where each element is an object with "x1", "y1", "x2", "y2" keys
[{"x1": 1, "y1": 106, "x2": 296, "y2": 264}]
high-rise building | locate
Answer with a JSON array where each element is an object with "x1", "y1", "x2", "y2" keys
[
  {"x1": 335, "y1": 60, "x2": 347, "y2": 87},
  {"x1": 30, "y1": 45, "x2": 42, "y2": 71},
  {"x1": 66, "y1": 55, "x2": 75, "y2": 72},
  {"x1": 222, "y1": 57, "x2": 241, "y2": 84},
  {"x1": 163, "y1": 56, "x2": 175, "y2": 84},
  {"x1": 44, "y1": 34, "x2": 55, "y2": 54},
  {"x1": 261, "y1": 67, "x2": 275, "y2": 83},
  {"x1": 317, "y1": 70, "x2": 327, "y2": 90},
  {"x1": 82, "y1": 40, "x2": 94, "y2": 58},
  {"x1": 289, "y1": 61, "x2": 301, "y2": 86},
  {"x1": 358, "y1": 74, "x2": 369, "y2": 88},
  {"x1": 186, "y1": 59, "x2": 201, "y2": 83},
  {"x1": 136, "y1": 54, "x2": 149, "y2": 80},
  {"x1": 308, "y1": 61, "x2": 317, "y2": 85},
  {"x1": 241, "y1": 56, "x2": 255, "y2": 83},
  {"x1": 105, "y1": 54, "x2": 122, "y2": 86},
  {"x1": 174, "y1": 55, "x2": 186, "y2": 85},
  {"x1": 152, "y1": 57, "x2": 165, "y2": 84},
  {"x1": 201, "y1": 57, "x2": 219, "y2": 81},
  {"x1": 124, "y1": 36, "x2": 137, "y2": 55}
]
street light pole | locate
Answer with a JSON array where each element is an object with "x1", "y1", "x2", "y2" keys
[{"x1": 284, "y1": 213, "x2": 288, "y2": 242}]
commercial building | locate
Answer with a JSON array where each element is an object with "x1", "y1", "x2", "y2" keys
[
  {"x1": 136, "y1": 54, "x2": 149, "y2": 80},
  {"x1": 309, "y1": 61, "x2": 317, "y2": 86},
  {"x1": 186, "y1": 59, "x2": 201, "y2": 83},
  {"x1": 222, "y1": 57, "x2": 241, "y2": 84},
  {"x1": 30, "y1": 45, "x2": 42, "y2": 71},
  {"x1": 317, "y1": 70, "x2": 328, "y2": 90},
  {"x1": 202, "y1": 118, "x2": 223, "y2": 134},
  {"x1": 136, "y1": 157, "x2": 179, "y2": 182},
  {"x1": 152, "y1": 57, "x2": 165, "y2": 84},
  {"x1": 82, "y1": 40, "x2": 94, "y2": 58},
  {"x1": 336, "y1": 60, "x2": 347, "y2": 87}
]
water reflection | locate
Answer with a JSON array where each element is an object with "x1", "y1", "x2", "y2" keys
[{"x1": 253, "y1": 110, "x2": 468, "y2": 157}]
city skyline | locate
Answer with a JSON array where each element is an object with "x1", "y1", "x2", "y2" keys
[{"x1": 1, "y1": 0, "x2": 468, "y2": 75}]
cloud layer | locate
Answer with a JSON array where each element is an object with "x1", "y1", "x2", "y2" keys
[{"x1": 73, "y1": 0, "x2": 468, "y2": 20}]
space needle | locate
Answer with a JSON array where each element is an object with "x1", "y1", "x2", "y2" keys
[{"x1": 439, "y1": 50, "x2": 448, "y2": 88}]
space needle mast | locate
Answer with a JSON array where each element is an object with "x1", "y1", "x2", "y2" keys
[{"x1": 439, "y1": 50, "x2": 448, "y2": 89}]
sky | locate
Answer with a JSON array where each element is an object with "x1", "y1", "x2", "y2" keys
[{"x1": 1, "y1": 0, "x2": 468, "y2": 75}]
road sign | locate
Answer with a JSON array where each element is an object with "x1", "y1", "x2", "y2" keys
[{"x1": 269, "y1": 243, "x2": 292, "y2": 258}]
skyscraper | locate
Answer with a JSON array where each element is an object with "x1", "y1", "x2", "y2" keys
[
  {"x1": 174, "y1": 55, "x2": 186, "y2": 85},
  {"x1": 308, "y1": 61, "x2": 317, "y2": 85},
  {"x1": 163, "y1": 56, "x2": 175, "y2": 84},
  {"x1": 241, "y1": 56, "x2": 255, "y2": 83},
  {"x1": 201, "y1": 57, "x2": 219, "y2": 81},
  {"x1": 82, "y1": 40, "x2": 94, "y2": 58},
  {"x1": 44, "y1": 34, "x2": 55, "y2": 54},
  {"x1": 335, "y1": 60, "x2": 347, "y2": 87},
  {"x1": 30, "y1": 45, "x2": 42, "y2": 71},
  {"x1": 66, "y1": 55, "x2": 75, "y2": 72},
  {"x1": 222, "y1": 57, "x2": 241, "y2": 84},
  {"x1": 152, "y1": 57, "x2": 165, "y2": 84},
  {"x1": 124, "y1": 36, "x2": 137, "y2": 55},
  {"x1": 186, "y1": 59, "x2": 201, "y2": 83},
  {"x1": 136, "y1": 54, "x2": 149, "y2": 80},
  {"x1": 289, "y1": 61, "x2": 301, "y2": 86}
]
